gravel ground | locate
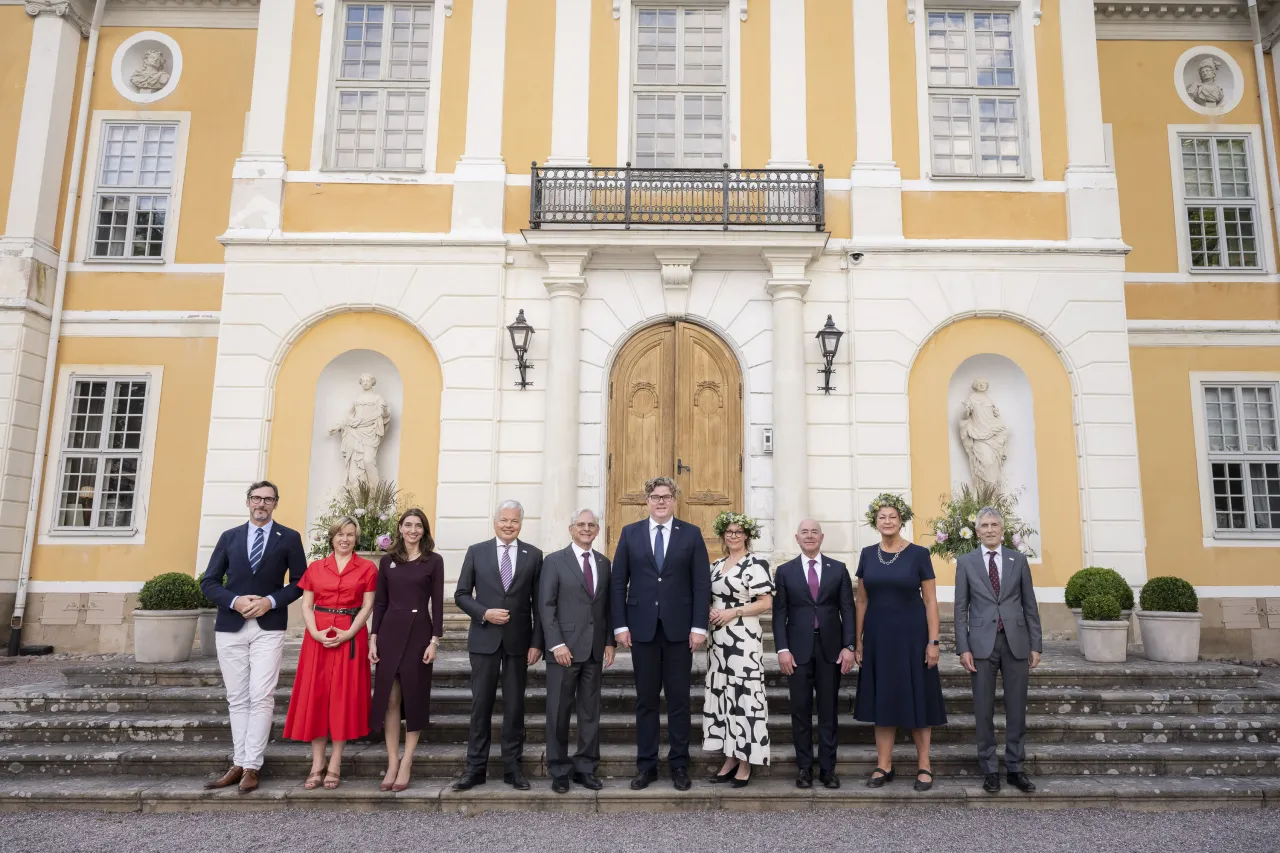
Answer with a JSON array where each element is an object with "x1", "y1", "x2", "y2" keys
[{"x1": 1, "y1": 808, "x2": 1277, "y2": 853}]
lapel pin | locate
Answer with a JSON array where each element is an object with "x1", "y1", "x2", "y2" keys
[{"x1": 390, "y1": 562, "x2": 397, "y2": 568}]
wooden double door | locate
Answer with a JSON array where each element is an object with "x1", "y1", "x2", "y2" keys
[{"x1": 605, "y1": 322, "x2": 743, "y2": 557}]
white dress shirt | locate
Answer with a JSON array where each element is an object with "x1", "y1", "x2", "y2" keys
[
  {"x1": 230, "y1": 520, "x2": 277, "y2": 611},
  {"x1": 777, "y1": 551, "x2": 825, "y2": 656},
  {"x1": 496, "y1": 536, "x2": 518, "y2": 569},
  {"x1": 982, "y1": 544, "x2": 1004, "y2": 577},
  {"x1": 614, "y1": 516, "x2": 706, "y2": 637},
  {"x1": 549, "y1": 543, "x2": 597, "y2": 653}
]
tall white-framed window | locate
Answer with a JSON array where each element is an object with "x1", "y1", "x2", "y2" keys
[
  {"x1": 925, "y1": 7, "x2": 1026, "y2": 178},
  {"x1": 630, "y1": 4, "x2": 728, "y2": 168},
  {"x1": 1191, "y1": 372, "x2": 1280, "y2": 544}
]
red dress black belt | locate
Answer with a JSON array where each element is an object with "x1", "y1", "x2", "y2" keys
[{"x1": 315, "y1": 605, "x2": 361, "y2": 658}]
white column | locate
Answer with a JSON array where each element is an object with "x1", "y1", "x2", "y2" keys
[
  {"x1": 1058, "y1": 0, "x2": 1121, "y2": 240},
  {"x1": 763, "y1": 249, "x2": 812, "y2": 550},
  {"x1": 538, "y1": 249, "x2": 590, "y2": 547},
  {"x1": 451, "y1": 0, "x2": 509, "y2": 234},
  {"x1": 227, "y1": 0, "x2": 295, "y2": 232},
  {"x1": 547, "y1": 0, "x2": 592, "y2": 166},
  {"x1": 767, "y1": 0, "x2": 809, "y2": 168},
  {"x1": 849, "y1": 0, "x2": 902, "y2": 238}
]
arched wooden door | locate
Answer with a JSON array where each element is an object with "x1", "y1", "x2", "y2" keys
[{"x1": 605, "y1": 322, "x2": 743, "y2": 557}]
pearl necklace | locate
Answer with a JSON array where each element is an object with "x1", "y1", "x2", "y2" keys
[{"x1": 876, "y1": 543, "x2": 906, "y2": 565}]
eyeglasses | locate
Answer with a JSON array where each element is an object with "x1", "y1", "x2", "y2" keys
[
  {"x1": 647, "y1": 494, "x2": 675, "y2": 503},
  {"x1": 723, "y1": 529, "x2": 746, "y2": 537},
  {"x1": 248, "y1": 496, "x2": 277, "y2": 505}
]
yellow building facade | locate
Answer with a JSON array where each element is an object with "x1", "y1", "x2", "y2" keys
[{"x1": 0, "y1": 0, "x2": 1276, "y2": 657}]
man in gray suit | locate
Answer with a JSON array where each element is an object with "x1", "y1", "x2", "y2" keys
[
  {"x1": 954, "y1": 506, "x2": 1042, "y2": 795},
  {"x1": 541, "y1": 508, "x2": 616, "y2": 793}
]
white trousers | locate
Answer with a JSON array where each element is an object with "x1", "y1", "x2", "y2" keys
[{"x1": 215, "y1": 618, "x2": 285, "y2": 771}]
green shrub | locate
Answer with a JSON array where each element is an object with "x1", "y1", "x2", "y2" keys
[
  {"x1": 1065, "y1": 566, "x2": 1134, "y2": 611},
  {"x1": 196, "y1": 572, "x2": 228, "y2": 609},
  {"x1": 138, "y1": 572, "x2": 204, "y2": 611},
  {"x1": 1140, "y1": 576, "x2": 1199, "y2": 613},
  {"x1": 1081, "y1": 593, "x2": 1123, "y2": 622}
]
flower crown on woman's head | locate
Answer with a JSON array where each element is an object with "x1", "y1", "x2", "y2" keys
[
  {"x1": 864, "y1": 493, "x2": 914, "y2": 527},
  {"x1": 713, "y1": 511, "x2": 763, "y2": 539}
]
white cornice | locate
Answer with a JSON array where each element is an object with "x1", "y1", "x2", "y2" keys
[
  {"x1": 101, "y1": 0, "x2": 261, "y2": 29},
  {"x1": 1127, "y1": 319, "x2": 1280, "y2": 346},
  {"x1": 1094, "y1": 1, "x2": 1270, "y2": 40}
]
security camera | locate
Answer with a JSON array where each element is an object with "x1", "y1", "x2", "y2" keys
[{"x1": 849, "y1": 252, "x2": 865, "y2": 265}]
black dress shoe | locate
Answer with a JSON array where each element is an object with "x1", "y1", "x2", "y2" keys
[
  {"x1": 452, "y1": 773, "x2": 486, "y2": 791},
  {"x1": 708, "y1": 767, "x2": 736, "y2": 784},
  {"x1": 630, "y1": 770, "x2": 659, "y2": 790},
  {"x1": 672, "y1": 767, "x2": 692, "y2": 791},
  {"x1": 731, "y1": 770, "x2": 751, "y2": 789},
  {"x1": 572, "y1": 772, "x2": 603, "y2": 790},
  {"x1": 820, "y1": 770, "x2": 840, "y2": 789},
  {"x1": 551, "y1": 777, "x2": 570, "y2": 794},
  {"x1": 866, "y1": 768, "x2": 894, "y2": 788},
  {"x1": 796, "y1": 768, "x2": 813, "y2": 789},
  {"x1": 1007, "y1": 771, "x2": 1036, "y2": 793},
  {"x1": 982, "y1": 773, "x2": 1000, "y2": 793},
  {"x1": 503, "y1": 770, "x2": 531, "y2": 790}
]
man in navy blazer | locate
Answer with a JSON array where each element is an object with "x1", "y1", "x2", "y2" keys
[
  {"x1": 199, "y1": 480, "x2": 307, "y2": 793},
  {"x1": 610, "y1": 476, "x2": 711, "y2": 791}
]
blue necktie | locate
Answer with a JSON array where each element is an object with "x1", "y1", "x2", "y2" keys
[
  {"x1": 653, "y1": 525, "x2": 665, "y2": 572},
  {"x1": 250, "y1": 527, "x2": 265, "y2": 573}
]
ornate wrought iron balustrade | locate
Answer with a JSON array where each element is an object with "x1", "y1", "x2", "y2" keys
[{"x1": 529, "y1": 163, "x2": 825, "y2": 231}]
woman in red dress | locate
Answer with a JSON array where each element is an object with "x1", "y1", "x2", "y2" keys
[
  {"x1": 282, "y1": 515, "x2": 377, "y2": 790},
  {"x1": 370, "y1": 507, "x2": 443, "y2": 792}
]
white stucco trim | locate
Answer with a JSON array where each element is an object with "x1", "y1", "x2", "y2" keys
[
  {"x1": 1127, "y1": 319, "x2": 1280, "y2": 347},
  {"x1": 25, "y1": 581, "x2": 146, "y2": 593},
  {"x1": 110, "y1": 31, "x2": 184, "y2": 105},
  {"x1": 60, "y1": 310, "x2": 221, "y2": 338}
]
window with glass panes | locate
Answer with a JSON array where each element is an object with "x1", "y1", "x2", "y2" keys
[
  {"x1": 1203, "y1": 382, "x2": 1280, "y2": 534},
  {"x1": 1181, "y1": 136, "x2": 1261, "y2": 270},
  {"x1": 926, "y1": 9, "x2": 1024, "y2": 177},
  {"x1": 90, "y1": 123, "x2": 177, "y2": 260},
  {"x1": 330, "y1": 1, "x2": 433, "y2": 170},
  {"x1": 632, "y1": 5, "x2": 727, "y2": 168},
  {"x1": 55, "y1": 378, "x2": 150, "y2": 531}
]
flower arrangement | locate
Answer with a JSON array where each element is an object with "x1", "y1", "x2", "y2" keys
[
  {"x1": 926, "y1": 483, "x2": 1038, "y2": 561},
  {"x1": 308, "y1": 480, "x2": 415, "y2": 560},
  {"x1": 863, "y1": 493, "x2": 914, "y2": 527},
  {"x1": 712, "y1": 511, "x2": 763, "y2": 540}
]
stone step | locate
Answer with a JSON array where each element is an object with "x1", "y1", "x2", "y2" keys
[
  {"x1": 2, "y1": 741, "x2": 1277, "y2": 781},
  {"x1": 0, "y1": 710, "x2": 1273, "y2": 746},
  {"x1": 6, "y1": 683, "x2": 1278, "y2": 718},
  {"x1": 1, "y1": 774, "x2": 1276, "y2": 813}
]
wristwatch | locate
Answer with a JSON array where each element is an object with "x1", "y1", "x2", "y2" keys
[
  {"x1": 928, "y1": 639, "x2": 940, "y2": 646},
  {"x1": 845, "y1": 644, "x2": 856, "y2": 652}
]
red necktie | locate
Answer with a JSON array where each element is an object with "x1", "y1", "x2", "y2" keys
[
  {"x1": 988, "y1": 550, "x2": 1004, "y2": 632},
  {"x1": 582, "y1": 551, "x2": 595, "y2": 598},
  {"x1": 808, "y1": 559, "x2": 820, "y2": 629}
]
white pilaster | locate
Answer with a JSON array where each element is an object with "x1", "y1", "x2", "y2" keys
[
  {"x1": 1058, "y1": 0, "x2": 1121, "y2": 240},
  {"x1": 767, "y1": 0, "x2": 809, "y2": 168},
  {"x1": 539, "y1": 249, "x2": 590, "y2": 547},
  {"x1": 451, "y1": 0, "x2": 509, "y2": 235},
  {"x1": 849, "y1": 0, "x2": 902, "y2": 238},
  {"x1": 547, "y1": 0, "x2": 592, "y2": 166},
  {"x1": 763, "y1": 248, "x2": 812, "y2": 552},
  {"x1": 227, "y1": 0, "x2": 295, "y2": 232}
]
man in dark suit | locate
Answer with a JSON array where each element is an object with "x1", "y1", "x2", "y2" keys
[
  {"x1": 453, "y1": 499, "x2": 544, "y2": 791},
  {"x1": 540, "y1": 508, "x2": 616, "y2": 793},
  {"x1": 610, "y1": 476, "x2": 711, "y2": 791},
  {"x1": 200, "y1": 480, "x2": 307, "y2": 793},
  {"x1": 955, "y1": 506, "x2": 1043, "y2": 795},
  {"x1": 773, "y1": 519, "x2": 855, "y2": 789}
]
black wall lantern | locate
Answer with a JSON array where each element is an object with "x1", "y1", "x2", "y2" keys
[
  {"x1": 507, "y1": 309, "x2": 535, "y2": 389},
  {"x1": 816, "y1": 314, "x2": 844, "y2": 394}
]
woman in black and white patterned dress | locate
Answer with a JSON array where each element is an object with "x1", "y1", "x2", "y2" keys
[{"x1": 703, "y1": 512, "x2": 773, "y2": 787}]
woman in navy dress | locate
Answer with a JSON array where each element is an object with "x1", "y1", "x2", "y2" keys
[{"x1": 852, "y1": 494, "x2": 946, "y2": 792}]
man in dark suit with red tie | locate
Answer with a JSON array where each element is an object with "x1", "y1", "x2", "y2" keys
[{"x1": 610, "y1": 476, "x2": 711, "y2": 791}]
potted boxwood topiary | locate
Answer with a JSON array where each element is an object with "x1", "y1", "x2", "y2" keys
[
  {"x1": 1137, "y1": 576, "x2": 1201, "y2": 663},
  {"x1": 133, "y1": 572, "x2": 204, "y2": 663},
  {"x1": 1065, "y1": 566, "x2": 1134, "y2": 637},
  {"x1": 195, "y1": 579, "x2": 220, "y2": 658},
  {"x1": 1077, "y1": 593, "x2": 1129, "y2": 662}
]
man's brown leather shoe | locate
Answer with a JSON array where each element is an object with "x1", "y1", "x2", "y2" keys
[
  {"x1": 204, "y1": 766, "x2": 243, "y2": 790},
  {"x1": 238, "y1": 769, "x2": 259, "y2": 793}
]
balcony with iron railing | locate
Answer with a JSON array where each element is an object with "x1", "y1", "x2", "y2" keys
[{"x1": 529, "y1": 163, "x2": 825, "y2": 231}]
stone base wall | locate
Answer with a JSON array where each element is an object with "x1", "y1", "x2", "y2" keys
[{"x1": 19, "y1": 593, "x2": 139, "y2": 653}]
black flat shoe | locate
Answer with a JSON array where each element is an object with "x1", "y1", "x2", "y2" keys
[
  {"x1": 572, "y1": 772, "x2": 603, "y2": 791},
  {"x1": 1007, "y1": 771, "x2": 1036, "y2": 793},
  {"x1": 672, "y1": 767, "x2": 692, "y2": 791},
  {"x1": 630, "y1": 770, "x2": 659, "y2": 790},
  {"x1": 982, "y1": 772, "x2": 1000, "y2": 793},
  {"x1": 914, "y1": 768, "x2": 934, "y2": 792},
  {"x1": 731, "y1": 771, "x2": 751, "y2": 789},
  {"x1": 708, "y1": 768, "x2": 737, "y2": 784},
  {"x1": 796, "y1": 768, "x2": 813, "y2": 789},
  {"x1": 866, "y1": 767, "x2": 894, "y2": 788},
  {"x1": 551, "y1": 777, "x2": 570, "y2": 794}
]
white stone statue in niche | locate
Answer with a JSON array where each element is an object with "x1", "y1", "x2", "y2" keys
[
  {"x1": 330, "y1": 373, "x2": 392, "y2": 490},
  {"x1": 1186, "y1": 56, "x2": 1226, "y2": 108},
  {"x1": 958, "y1": 378, "x2": 1010, "y2": 493},
  {"x1": 130, "y1": 49, "x2": 171, "y2": 94}
]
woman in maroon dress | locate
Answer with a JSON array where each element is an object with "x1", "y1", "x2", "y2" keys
[
  {"x1": 370, "y1": 507, "x2": 443, "y2": 792},
  {"x1": 282, "y1": 516, "x2": 378, "y2": 790}
]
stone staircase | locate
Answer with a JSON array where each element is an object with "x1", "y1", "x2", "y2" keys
[{"x1": 0, "y1": 641, "x2": 1277, "y2": 813}]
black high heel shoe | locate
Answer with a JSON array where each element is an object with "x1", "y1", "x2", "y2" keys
[
  {"x1": 731, "y1": 769, "x2": 752, "y2": 789},
  {"x1": 708, "y1": 766, "x2": 738, "y2": 784}
]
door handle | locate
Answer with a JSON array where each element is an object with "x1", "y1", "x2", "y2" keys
[{"x1": 676, "y1": 458, "x2": 691, "y2": 475}]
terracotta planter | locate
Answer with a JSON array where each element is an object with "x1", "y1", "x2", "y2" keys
[
  {"x1": 196, "y1": 608, "x2": 218, "y2": 657},
  {"x1": 133, "y1": 610, "x2": 199, "y2": 663},
  {"x1": 1136, "y1": 611, "x2": 1202, "y2": 663},
  {"x1": 1078, "y1": 620, "x2": 1129, "y2": 663}
]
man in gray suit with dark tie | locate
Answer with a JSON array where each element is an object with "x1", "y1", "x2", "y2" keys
[
  {"x1": 540, "y1": 508, "x2": 616, "y2": 793},
  {"x1": 954, "y1": 506, "x2": 1042, "y2": 795}
]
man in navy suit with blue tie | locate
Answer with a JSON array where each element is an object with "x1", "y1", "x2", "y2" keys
[
  {"x1": 610, "y1": 476, "x2": 711, "y2": 791},
  {"x1": 200, "y1": 480, "x2": 307, "y2": 793}
]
